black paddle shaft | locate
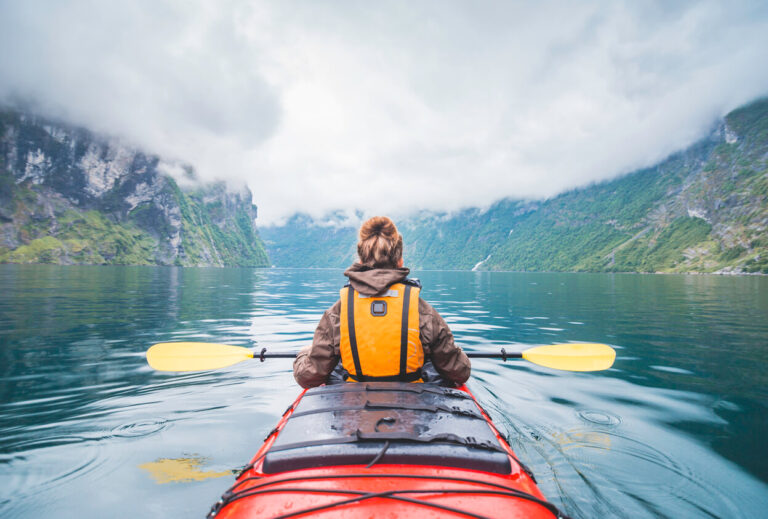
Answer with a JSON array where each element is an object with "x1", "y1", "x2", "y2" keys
[
  {"x1": 257, "y1": 348, "x2": 521, "y2": 362},
  {"x1": 465, "y1": 348, "x2": 521, "y2": 362},
  {"x1": 258, "y1": 348, "x2": 298, "y2": 361}
]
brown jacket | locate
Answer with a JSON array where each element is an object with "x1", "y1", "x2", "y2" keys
[{"x1": 293, "y1": 264, "x2": 471, "y2": 388}]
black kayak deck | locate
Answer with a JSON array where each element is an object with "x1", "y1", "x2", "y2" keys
[{"x1": 262, "y1": 382, "x2": 512, "y2": 474}]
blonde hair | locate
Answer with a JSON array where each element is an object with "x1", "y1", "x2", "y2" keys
[{"x1": 357, "y1": 216, "x2": 403, "y2": 268}]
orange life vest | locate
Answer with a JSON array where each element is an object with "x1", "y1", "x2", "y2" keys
[{"x1": 339, "y1": 282, "x2": 423, "y2": 382}]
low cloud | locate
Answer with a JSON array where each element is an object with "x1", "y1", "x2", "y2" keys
[{"x1": 2, "y1": 1, "x2": 768, "y2": 224}]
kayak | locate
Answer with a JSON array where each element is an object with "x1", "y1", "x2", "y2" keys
[{"x1": 207, "y1": 382, "x2": 570, "y2": 518}]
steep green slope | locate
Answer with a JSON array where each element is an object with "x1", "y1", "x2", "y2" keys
[
  {"x1": 0, "y1": 110, "x2": 269, "y2": 267},
  {"x1": 165, "y1": 180, "x2": 269, "y2": 267},
  {"x1": 484, "y1": 99, "x2": 768, "y2": 274},
  {"x1": 484, "y1": 139, "x2": 716, "y2": 272}
]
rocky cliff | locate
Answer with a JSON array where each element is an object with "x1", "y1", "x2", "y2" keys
[
  {"x1": 0, "y1": 110, "x2": 269, "y2": 267},
  {"x1": 262, "y1": 97, "x2": 768, "y2": 274}
]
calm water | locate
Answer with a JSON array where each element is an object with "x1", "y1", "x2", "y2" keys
[{"x1": 1, "y1": 265, "x2": 767, "y2": 518}]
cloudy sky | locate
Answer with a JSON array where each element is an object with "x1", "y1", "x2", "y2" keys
[{"x1": 2, "y1": 1, "x2": 768, "y2": 224}]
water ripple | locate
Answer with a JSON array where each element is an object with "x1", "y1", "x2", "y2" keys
[
  {"x1": 576, "y1": 409, "x2": 622, "y2": 426},
  {"x1": 109, "y1": 418, "x2": 170, "y2": 439}
]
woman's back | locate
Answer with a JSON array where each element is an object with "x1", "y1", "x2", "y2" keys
[{"x1": 292, "y1": 216, "x2": 470, "y2": 388}]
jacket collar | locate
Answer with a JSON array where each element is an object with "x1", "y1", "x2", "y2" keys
[{"x1": 344, "y1": 263, "x2": 410, "y2": 296}]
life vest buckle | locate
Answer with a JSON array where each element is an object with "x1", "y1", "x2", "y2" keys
[{"x1": 370, "y1": 300, "x2": 387, "y2": 316}]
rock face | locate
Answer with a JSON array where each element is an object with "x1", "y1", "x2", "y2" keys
[
  {"x1": 0, "y1": 110, "x2": 269, "y2": 267},
  {"x1": 262, "y1": 97, "x2": 768, "y2": 274}
]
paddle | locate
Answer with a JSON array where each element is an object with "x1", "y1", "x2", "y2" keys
[{"x1": 146, "y1": 342, "x2": 615, "y2": 373}]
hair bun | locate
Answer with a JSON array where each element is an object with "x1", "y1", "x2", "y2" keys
[
  {"x1": 360, "y1": 216, "x2": 395, "y2": 239},
  {"x1": 369, "y1": 221, "x2": 386, "y2": 235},
  {"x1": 357, "y1": 216, "x2": 403, "y2": 268}
]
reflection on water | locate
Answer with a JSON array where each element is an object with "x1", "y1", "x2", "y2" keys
[
  {"x1": 1, "y1": 265, "x2": 767, "y2": 518},
  {"x1": 139, "y1": 457, "x2": 232, "y2": 484}
]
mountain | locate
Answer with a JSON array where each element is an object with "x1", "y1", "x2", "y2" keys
[
  {"x1": 0, "y1": 109, "x2": 269, "y2": 267},
  {"x1": 261, "y1": 97, "x2": 768, "y2": 274},
  {"x1": 261, "y1": 212, "x2": 360, "y2": 268}
]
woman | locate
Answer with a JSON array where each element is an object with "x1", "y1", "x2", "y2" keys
[{"x1": 293, "y1": 216, "x2": 470, "y2": 388}]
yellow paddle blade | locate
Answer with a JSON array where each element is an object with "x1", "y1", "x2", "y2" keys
[
  {"x1": 146, "y1": 342, "x2": 254, "y2": 372},
  {"x1": 522, "y1": 343, "x2": 616, "y2": 372}
]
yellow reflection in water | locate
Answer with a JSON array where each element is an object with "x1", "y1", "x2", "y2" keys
[
  {"x1": 553, "y1": 430, "x2": 612, "y2": 452},
  {"x1": 139, "y1": 456, "x2": 232, "y2": 484}
]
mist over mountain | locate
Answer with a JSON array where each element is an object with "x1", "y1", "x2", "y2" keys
[
  {"x1": 262, "y1": 97, "x2": 768, "y2": 275},
  {"x1": 2, "y1": 2, "x2": 768, "y2": 222}
]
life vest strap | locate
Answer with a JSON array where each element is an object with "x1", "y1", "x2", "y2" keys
[
  {"x1": 399, "y1": 284, "x2": 412, "y2": 378},
  {"x1": 346, "y1": 287, "x2": 364, "y2": 378}
]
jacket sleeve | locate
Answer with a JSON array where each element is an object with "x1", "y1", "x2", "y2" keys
[
  {"x1": 293, "y1": 300, "x2": 341, "y2": 388},
  {"x1": 418, "y1": 298, "x2": 471, "y2": 384}
]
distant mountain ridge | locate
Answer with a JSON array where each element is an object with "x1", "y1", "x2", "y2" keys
[
  {"x1": 262, "y1": 97, "x2": 768, "y2": 274},
  {"x1": 0, "y1": 110, "x2": 269, "y2": 267}
]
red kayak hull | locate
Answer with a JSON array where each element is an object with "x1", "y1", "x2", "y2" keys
[{"x1": 210, "y1": 385, "x2": 562, "y2": 519}]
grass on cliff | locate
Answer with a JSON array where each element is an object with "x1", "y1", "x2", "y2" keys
[
  {"x1": 2, "y1": 210, "x2": 158, "y2": 265},
  {"x1": 165, "y1": 178, "x2": 269, "y2": 267},
  {"x1": 608, "y1": 217, "x2": 714, "y2": 273}
]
